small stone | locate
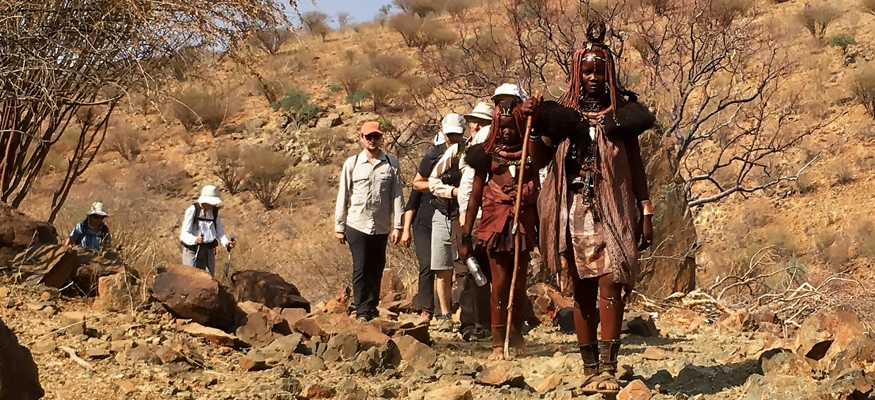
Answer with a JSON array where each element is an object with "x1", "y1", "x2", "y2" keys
[
  {"x1": 618, "y1": 379, "x2": 651, "y2": 400},
  {"x1": 117, "y1": 379, "x2": 137, "y2": 394},
  {"x1": 623, "y1": 312, "x2": 659, "y2": 337},
  {"x1": 60, "y1": 311, "x2": 86, "y2": 336},
  {"x1": 537, "y1": 373, "x2": 562, "y2": 392},
  {"x1": 126, "y1": 345, "x2": 160, "y2": 364},
  {"x1": 642, "y1": 347, "x2": 667, "y2": 360},
  {"x1": 240, "y1": 350, "x2": 271, "y2": 371},
  {"x1": 302, "y1": 383, "x2": 335, "y2": 399},
  {"x1": 32, "y1": 338, "x2": 57, "y2": 354},
  {"x1": 619, "y1": 364, "x2": 635, "y2": 381},
  {"x1": 431, "y1": 386, "x2": 473, "y2": 400},
  {"x1": 475, "y1": 361, "x2": 526, "y2": 388},
  {"x1": 86, "y1": 347, "x2": 110, "y2": 360}
]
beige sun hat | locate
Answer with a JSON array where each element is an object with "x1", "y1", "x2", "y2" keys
[
  {"x1": 464, "y1": 102, "x2": 494, "y2": 122},
  {"x1": 197, "y1": 185, "x2": 223, "y2": 206},
  {"x1": 491, "y1": 83, "x2": 525, "y2": 101},
  {"x1": 86, "y1": 202, "x2": 108, "y2": 217}
]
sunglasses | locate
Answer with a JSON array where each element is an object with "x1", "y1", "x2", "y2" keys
[{"x1": 363, "y1": 134, "x2": 383, "y2": 141}]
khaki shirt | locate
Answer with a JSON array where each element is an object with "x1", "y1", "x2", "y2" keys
[{"x1": 335, "y1": 151, "x2": 404, "y2": 235}]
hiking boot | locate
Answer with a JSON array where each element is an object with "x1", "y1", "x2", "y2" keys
[
  {"x1": 461, "y1": 327, "x2": 487, "y2": 342},
  {"x1": 434, "y1": 314, "x2": 454, "y2": 332}
]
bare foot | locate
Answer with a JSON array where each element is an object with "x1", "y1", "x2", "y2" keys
[
  {"x1": 597, "y1": 372, "x2": 620, "y2": 391},
  {"x1": 488, "y1": 348, "x2": 504, "y2": 361},
  {"x1": 510, "y1": 338, "x2": 527, "y2": 357}
]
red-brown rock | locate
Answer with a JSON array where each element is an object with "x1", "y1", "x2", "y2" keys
[
  {"x1": 379, "y1": 268, "x2": 405, "y2": 300},
  {"x1": 527, "y1": 283, "x2": 571, "y2": 325},
  {"x1": 795, "y1": 305, "x2": 864, "y2": 362},
  {"x1": 302, "y1": 383, "x2": 335, "y2": 399},
  {"x1": 0, "y1": 316, "x2": 44, "y2": 399},
  {"x1": 92, "y1": 273, "x2": 138, "y2": 312},
  {"x1": 151, "y1": 265, "x2": 235, "y2": 330},
  {"x1": 235, "y1": 311, "x2": 279, "y2": 348},
  {"x1": 11, "y1": 244, "x2": 79, "y2": 289},
  {"x1": 475, "y1": 361, "x2": 526, "y2": 387},
  {"x1": 71, "y1": 249, "x2": 137, "y2": 295},
  {"x1": 0, "y1": 202, "x2": 56, "y2": 251},
  {"x1": 229, "y1": 270, "x2": 310, "y2": 312},
  {"x1": 181, "y1": 322, "x2": 246, "y2": 348},
  {"x1": 322, "y1": 286, "x2": 351, "y2": 314},
  {"x1": 618, "y1": 379, "x2": 651, "y2": 400},
  {"x1": 280, "y1": 308, "x2": 308, "y2": 327}
]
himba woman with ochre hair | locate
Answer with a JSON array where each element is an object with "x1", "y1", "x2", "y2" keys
[
  {"x1": 459, "y1": 93, "x2": 540, "y2": 360},
  {"x1": 523, "y1": 22, "x2": 655, "y2": 394}
]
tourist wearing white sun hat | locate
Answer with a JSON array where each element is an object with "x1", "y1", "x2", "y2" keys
[
  {"x1": 67, "y1": 202, "x2": 112, "y2": 251},
  {"x1": 180, "y1": 185, "x2": 235, "y2": 276}
]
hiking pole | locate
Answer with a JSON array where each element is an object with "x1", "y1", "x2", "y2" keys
[
  {"x1": 504, "y1": 93, "x2": 540, "y2": 360},
  {"x1": 191, "y1": 234, "x2": 203, "y2": 268},
  {"x1": 224, "y1": 235, "x2": 236, "y2": 278}
]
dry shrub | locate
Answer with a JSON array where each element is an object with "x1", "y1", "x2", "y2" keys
[
  {"x1": 301, "y1": 11, "x2": 331, "y2": 41},
  {"x1": 302, "y1": 128, "x2": 348, "y2": 165},
  {"x1": 389, "y1": 13, "x2": 423, "y2": 48},
  {"x1": 395, "y1": 0, "x2": 445, "y2": 16},
  {"x1": 369, "y1": 54, "x2": 413, "y2": 79},
  {"x1": 420, "y1": 19, "x2": 456, "y2": 49},
  {"x1": 253, "y1": 27, "x2": 293, "y2": 55},
  {"x1": 797, "y1": 3, "x2": 842, "y2": 44},
  {"x1": 827, "y1": 159, "x2": 853, "y2": 185},
  {"x1": 365, "y1": 77, "x2": 406, "y2": 112},
  {"x1": 334, "y1": 64, "x2": 372, "y2": 94},
  {"x1": 40, "y1": 149, "x2": 67, "y2": 175},
  {"x1": 243, "y1": 147, "x2": 293, "y2": 209},
  {"x1": 336, "y1": 12, "x2": 354, "y2": 31},
  {"x1": 137, "y1": 160, "x2": 189, "y2": 197},
  {"x1": 853, "y1": 220, "x2": 875, "y2": 259},
  {"x1": 794, "y1": 172, "x2": 816, "y2": 194},
  {"x1": 166, "y1": 46, "x2": 203, "y2": 82},
  {"x1": 709, "y1": 0, "x2": 752, "y2": 26},
  {"x1": 851, "y1": 64, "x2": 875, "y2": 118},
  {"x1": 214, "y1": 146, "x2": 250, "y2": 195},
  {"x1": 171, "y1": 88, "x2": 241, "y2": 134},
  {"x1": 864, "y1": 0, "x2": 875, "y2": 15},
  {"x1": 445, "y1": 0, "x2": 471, "y2": 16},
  {"x1": 108, "y1": 125, "x2": 144, "y2": 162},
  {"x1": 827, "y1": 237, "x2": 851, "y2": 270}
]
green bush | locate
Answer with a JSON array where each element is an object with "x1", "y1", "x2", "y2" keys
[
  {"x1": 345, "y1": 89, "x2": 371, "y2": 111},
  {"x1": 328, "y1": 83, "x2": 343, "y2": 93},
  {"x1": 334, "y1": 64, "x2": 372, "y2": 94},
  {"x1": 830, "y1": 34, "x2": 857, "y2": 53},
  {"x1": 797, "y1": 4, "x2": 842, "y2": 45},
  {"x1": 272, "y1": 88, "x2": 320, "y2": 126}
]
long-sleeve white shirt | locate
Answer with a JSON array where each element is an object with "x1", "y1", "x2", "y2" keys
[
  {"x1": 180, "y1": 205, "x2": 230, "y2": 247},
  {"x1": 335, "y1": 150, "x2": 404, "y2": 235},
  {"x1": 457, "y1": 126, "x2": 490, "y2": 225}
]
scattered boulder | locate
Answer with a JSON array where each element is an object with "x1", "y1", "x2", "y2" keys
[
  {"x1": 151, "y1": 265, "x2": 236, "y2": 330},
  {"x1": 0, "y1": 316, "x2": 44, "y2": 399},
  {"x1": 235, "y1": 309, "x2": 280, "y2": 348},
  {"x1": 322, "y1": 286, "x2": 352, "y2": 314},
  {"x1": 263, "y1": 334, "x2": 303, "y2": 355},
  {"x1": 618, "y1": 379, "x2": 651, "y2": 400},
  {"x1": 717, "y1": 309, "x2": 756, "y2": 332},
  {"x1": 0, "y1": 202, "x2": 56, "y2": 268},
  {"x1": 71, "y1": 249, "x2": 135, "y2": 295},
  {"x1": 642, "y1": 347, "x2": 667, "y2": 361},
  {"x1": 758, "y1": 348, "x2": 811, "y2": 376},
  {"x1": 302, "y1": 383, "x2": 335, "y2": 399},
  {"x1": 623, "y1": 312, "x2": 659, "y2": 337},
  {"x1": 390, "y1": 335, "x2": 436, "y2": 373},
  {"x1": 279, "y1": 308, "x2": 308, "y2": 327},
  {"x1": 431, "y1": 386, "x2": 473, "y2": 400},
  {"x1": 830, "y1": 333, "x2": 875, "y2": 376},
  {"x1": 126, "y1": 345, "x2": 160, "y2": 365},
  {"x1": 315, "y1": 113, "x2": 342, "y2": 129},
  {"x1": 229, "y1": 270, "x2": 310, "y2": 312},
  {"x1": 475, "y1": 361, "x2": 526, "y2": 388},
  {"x1": 826, "y1": 368, "x2": 873, "y2": 399},
  {"x1": 795, "y1": 305, "x2": 864, "y2": 362},
  {"x1": 11, "y1": 245, "x2": 79, "y2": 289},
  {"x1": 327, "y1": 331, "x2": 359, "y2": 361},
  {"x1": 92, "y1": 273, "x2": 139, "y2": 312}
]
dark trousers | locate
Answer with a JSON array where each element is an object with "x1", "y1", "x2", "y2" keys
[
  {"x1": 457, "y1": 242, "x2": 492, "y2": 334},
  {"x1": 413, "y1": 225, "x2": 434, "y2": 315},
  {"x1": 347, "y1": 227, "x2": 389, "y2": 320}
]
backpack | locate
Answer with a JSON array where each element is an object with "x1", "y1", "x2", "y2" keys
[
  {"x1": 181, "y1": 203, "x2": 220, "y2": 250},
  {"x1": 73, "y1": 219, "x2": 109, "y2": 246}
]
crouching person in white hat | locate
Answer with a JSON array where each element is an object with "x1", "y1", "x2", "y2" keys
[
  {"x1": 66, "y1": 202, "x2": 112, "y2": 251},
  {"x1": 180, "y1": 185, "x2": 236, "y2": 276}
]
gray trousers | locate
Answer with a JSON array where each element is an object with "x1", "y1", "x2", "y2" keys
[
  {"x1": 431, "y1": 212, "x2": 456, "y2": 271},
  {"x1": 182, "y1": 246, "x2": 216, "y2": 276}
]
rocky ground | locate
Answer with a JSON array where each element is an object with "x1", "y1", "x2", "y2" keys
[{"x1": 5, "y1": 274, "x2": 871, "y2": 400}]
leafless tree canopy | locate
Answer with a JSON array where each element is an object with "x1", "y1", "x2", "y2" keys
[
  {"x1": 417, "y1": 0, "x2": 839, "y2": 208},
  {"x1": 0, "y1": 0, "x2": 289, "y2": 222}
]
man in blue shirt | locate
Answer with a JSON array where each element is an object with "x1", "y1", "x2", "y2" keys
[{"x1": 67, "y1": 202, "x2": 111, "y2": 251}]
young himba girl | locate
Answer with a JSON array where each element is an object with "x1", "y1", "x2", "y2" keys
[{"x1": 459, "y1": 97, "x2": 540, "y2": 360}]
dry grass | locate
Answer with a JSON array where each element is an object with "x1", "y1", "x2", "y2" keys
[
  {"x1": 107, "y1": 124, "x2": 144, "y2": 162},
  {"x1": 170, "y1": 87, "x2": 241, "y2": 134},
  {"x1": 136, "y1": 160, "x2": 189, "y2": 198},
  {"x1": 852, "y1": 64, "x2": 875, "y2": 118}
]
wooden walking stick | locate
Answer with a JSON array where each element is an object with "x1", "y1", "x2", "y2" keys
[{"x1": 504, "y1": 93, "x2": 540, "y2": 360}]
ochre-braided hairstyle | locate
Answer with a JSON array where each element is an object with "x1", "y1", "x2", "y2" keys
[
  {"x1": 482, "y1": 98, "x2": 527, "y2": 156},
  {"x1": 557, "y1": 21, "x2": 621, "y2": 112}
]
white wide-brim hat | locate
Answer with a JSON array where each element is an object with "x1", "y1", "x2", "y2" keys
[
  {"x1": 197, "y1": 185, "x2": 223, "y2": 206},
  {"x1": 86, "y1": 202, "x2": 108, "y2": 217},
  {"x1": 464, "y1": 102, "x2": 494, "y2": 122}
]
